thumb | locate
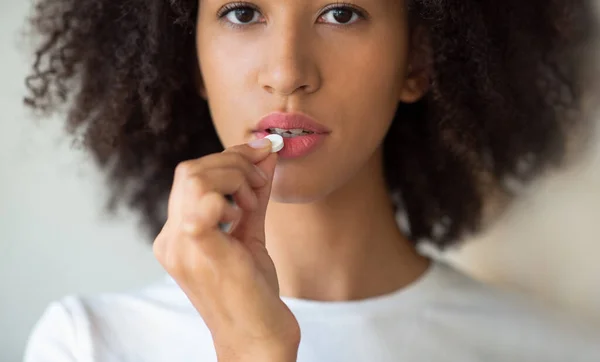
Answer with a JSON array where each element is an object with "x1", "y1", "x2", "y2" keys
[{"x1": 230, "y1": 152, "x2": 277, "y2": 245}]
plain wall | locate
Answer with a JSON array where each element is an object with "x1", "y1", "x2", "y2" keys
[
  {"x1": 1, "y1": 1, "x2": 599, "y2": 361},
  {"x1": 1, "y1": 3, "x2": 165, "y2": 362}
]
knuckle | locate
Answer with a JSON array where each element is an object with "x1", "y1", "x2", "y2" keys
[
  {"x1": 180, "y1": 214, "x2": 204, "y2": 237},
  {"x1": 174, "y1": 161, "x2": 195, "y2": 179},
  {"x1": 184, "y1": 176, "x2": 210, "y2": 198},
  {"x1": 204, "y1": 192, "x2": 227, "y2": 212},
  {"x1": 180, "y1": 192, "x2": 224, "y2": 236},
  {"x1": 225, "y1": 152, "x2": 248, "y2": 167}
]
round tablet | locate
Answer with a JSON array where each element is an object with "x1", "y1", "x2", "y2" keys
[{"x1": 265, "y1": 134, "x2": 284, "y2": 153}]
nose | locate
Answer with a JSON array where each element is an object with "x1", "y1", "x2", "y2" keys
[{"x1": 258, "y1": 27, "x2": 321, "y2": 96}]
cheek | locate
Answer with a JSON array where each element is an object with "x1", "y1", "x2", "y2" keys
[
  {"x1": 197, "y1": 31, "x2": 263, "y2": 147},
  {"x1": 329, "y1": 39, "x2": 407, "y2": 153},
  {"x1": 199, "y1": 33, "x2": 257, "y2": 91}
]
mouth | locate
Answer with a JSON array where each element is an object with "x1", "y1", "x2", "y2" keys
[
  {"x1": 265, "y1": 128, "x2": 315, "y2": 137},
  {"x1": 252, "y1": 112, "x2": 330, "y2": 159},
  {"x1": 253, "y1": 111, "x2": 331, "y2": 135}
]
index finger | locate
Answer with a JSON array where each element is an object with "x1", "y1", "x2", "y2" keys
[{"x1": 223, "y1": 139, "x2": 274, "y2": 164}]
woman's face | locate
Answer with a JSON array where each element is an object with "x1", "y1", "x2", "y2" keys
[{"x1": 196, "y1": 0, "x2": 427, "y2": 203}]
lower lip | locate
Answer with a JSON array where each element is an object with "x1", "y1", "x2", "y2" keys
[{"x1": 253, "y1": 131, "x2": 328, "y2": 159}]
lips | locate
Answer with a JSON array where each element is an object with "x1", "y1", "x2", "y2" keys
[
  {"x1": 253, "y1": 112, "x2": 332, "y2": 134},
  {"x1": 252, "y1": 112, "x2": 331, "y2": 159}
]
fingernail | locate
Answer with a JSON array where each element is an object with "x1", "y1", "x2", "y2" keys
[
  {"x1": 254, "y1": 165, "x2": 268, "y2": 180},
  {"x1": 248, "y1": 138, "x2": 272, "y2": 149}
]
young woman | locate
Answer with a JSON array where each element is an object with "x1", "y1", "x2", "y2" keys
[{"x1": 23, "y1": 0, "x2": 600, "y2": 361}]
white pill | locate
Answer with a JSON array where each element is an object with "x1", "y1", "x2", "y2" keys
[{"x1": 265, "y1": 134, "x2": 284, "y2": 153}]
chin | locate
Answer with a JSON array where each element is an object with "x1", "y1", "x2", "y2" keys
[
  {"x1": 269, "y1": 192, "x2": 322, "y2": 204},
  {"x1": 269, "y1": 183, "x2": 323, "y2": 204},
  {"x1": 269, "y1": 171, "x2": 335, "y2": 204}
]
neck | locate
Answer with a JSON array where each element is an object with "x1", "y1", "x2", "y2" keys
[{"x1": 265, "y1": 147, "x2": 430, "y2": 301}]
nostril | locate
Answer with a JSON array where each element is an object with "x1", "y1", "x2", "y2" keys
[
  {"x1": 261, "y1": 81, "x2": 314, "y2": 96},
  {"x1": 263, "y1": 85, "x2": 275, "y2": 94}
]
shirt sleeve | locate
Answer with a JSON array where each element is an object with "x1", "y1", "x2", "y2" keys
[{"x1": 23, "y1": 298, "x2": 84, "y2": 362}]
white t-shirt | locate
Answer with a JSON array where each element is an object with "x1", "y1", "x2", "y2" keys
[{"x1": 23, "y1": 261, "x2": 600, "y2": 362}]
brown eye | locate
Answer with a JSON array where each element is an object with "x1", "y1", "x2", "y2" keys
[
  {"x1": 331, "y1": 9, "x2": 353, "y2": 23},
  {"x1": 320, "y1": 7, "x2": 361, "y2": 25},
  {"x1": 233, "y1": 8, "x2": 255, "y2": 23},
  {"x1": 223, "y1": 6, "x2": 261, "y2": 25}
]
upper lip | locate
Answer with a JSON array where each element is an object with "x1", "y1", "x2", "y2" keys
[{"x1": 254, "y1": 112, "x2": 331, "y2": 134}]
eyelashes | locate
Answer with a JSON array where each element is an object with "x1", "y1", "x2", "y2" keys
[
  {"x1": 216, "y1": 1, "x2": 368, "y2": 28},
  {"x1": 216, "y1": 2, "x2": 259, "y2": 19},
  {"x1": 321, "y1": 2, "x2": 367, "y2": 20}
]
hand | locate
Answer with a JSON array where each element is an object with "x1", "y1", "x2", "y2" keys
[{"x1": 153, "y1": 139, "x2": 300, "y2": 361}]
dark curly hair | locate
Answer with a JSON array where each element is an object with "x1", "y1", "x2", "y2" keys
[{"x1": 24, "y1": 0, "x2": 599, "y2": 248}]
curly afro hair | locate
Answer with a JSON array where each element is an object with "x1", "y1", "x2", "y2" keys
[{"x1": 24, "y1": 0, "x2": 599, "y2": 248}]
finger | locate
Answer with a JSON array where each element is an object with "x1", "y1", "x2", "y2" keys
[
  {"x1": 223, "y1": 138, "x2": 273, "y2": 164},
  {"x1": 181, "y1": 169, "x2": 258, "y2": 214},
  {"x1": 193, "y1": 168, "x2": 259, "y2": 211},
  {"x1": 231, "y1": 152, "x2": 278, "y2": 245},
  {"x1": 181, "y1": 192, "x2": 241, "y2": 238},
  {"x1": 176, "y1": 152, "x2": 268, "y2": 189}
]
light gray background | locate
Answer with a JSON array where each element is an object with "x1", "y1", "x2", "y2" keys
[
  {"x1": 2, "y1": 1, "x2": 599, "y2": 362},
  {"x1": 1, "y1": 2, "x2": 165, "y2": 361}
]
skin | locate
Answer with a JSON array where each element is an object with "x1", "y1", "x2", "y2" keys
[{"x1": 154, "y1": 0, "x2": 432, "y2": 360}]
